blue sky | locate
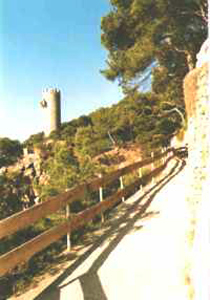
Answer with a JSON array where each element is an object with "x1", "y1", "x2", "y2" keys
[{"x1": 0, "y1": 0, "x2": 124, "y2": 141}]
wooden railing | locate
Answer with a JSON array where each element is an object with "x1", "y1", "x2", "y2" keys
[{"x1": 0, "y1": 147, "x2": 178, "y2": 277}]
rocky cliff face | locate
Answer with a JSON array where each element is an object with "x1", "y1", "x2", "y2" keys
[{"x1": 1, "y1": 147, "x2": 48, "y2": 208}]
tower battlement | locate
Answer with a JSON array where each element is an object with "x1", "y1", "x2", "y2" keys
[{"x1": 42, "y1": 88, "x2": 61, "y2": 95}]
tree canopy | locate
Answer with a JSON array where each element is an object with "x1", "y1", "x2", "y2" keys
[
  {"x1": 0, "y1": 138, "x2": 22, "y2": 168},
  {"x1": 101, "y1": 0, "x2": 207, "y2": 88}
]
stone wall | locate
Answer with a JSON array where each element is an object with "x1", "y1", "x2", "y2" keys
[
  {"x1": 184, "y1": 62, "x2": 209, "y2": 206},
  {"x1": 183, "y1": 40, "x2": 209, "y2": 300}
]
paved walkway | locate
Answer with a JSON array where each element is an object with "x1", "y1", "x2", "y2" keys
[{"x1": 29, "y1": 158, "x2": 189, "y2": 300}]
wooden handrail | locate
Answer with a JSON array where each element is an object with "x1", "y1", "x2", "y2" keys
[
  {"x1": 0, "y1": 148, "x2": 174, "y2": 240},
  {"x1": 0, "y1": 155, "x2": 174, "y2": 277},
  {"x1": 0, "y1": 147, "x2": 182, "y2": 277}
]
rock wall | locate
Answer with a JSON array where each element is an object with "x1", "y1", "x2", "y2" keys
[
  {"x1": 184, "y1": 61, "x2": 209, "y2": 206},
  {"x1": 183, "y1": 39, "x2": 210, "y2": 300}
]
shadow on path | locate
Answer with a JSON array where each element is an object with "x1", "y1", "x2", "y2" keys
[{"x1": 35, "y1": 159, "x2": 186, "y2": 300}]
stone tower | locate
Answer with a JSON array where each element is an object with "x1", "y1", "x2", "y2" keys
[{"x1": 40, "y1": 88, "x2": 61, "y2": 136}]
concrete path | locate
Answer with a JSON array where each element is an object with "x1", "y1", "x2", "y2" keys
[{"x1": 31, "y1": 158, "x2": 189, "y2": 300}]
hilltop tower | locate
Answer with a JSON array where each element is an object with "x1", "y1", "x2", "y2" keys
[{"x1": 40, "y1": 88, "x2": 61, "y2": 136}]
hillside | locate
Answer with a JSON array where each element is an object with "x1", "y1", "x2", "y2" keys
[
  {"x1": 25, "y1": 91, "x2": 181, "y2": 156},
  {"x1": 18, "y1": 91, "x2": 183, "y2": 201},
  {"x1": 0, "y1": 90, "x2": 182, "y2": 218}
]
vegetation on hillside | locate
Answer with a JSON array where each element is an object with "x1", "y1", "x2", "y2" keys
[
  {"x1": 26, "y1": 92, "x2": 179, "y2": 153},
  {"x1": 22, "y1": 90, "x2": 181, "y2": 203},
  {"x1": 0, "y1": 138, "x2": 22, "y2": 168}
]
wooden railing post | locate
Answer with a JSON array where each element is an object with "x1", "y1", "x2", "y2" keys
[
  {"x1": 119, "y1": 176, "x2": 125, "y2": 202},
  {"x1": 66, "y1": 203, "x2": 71, "y2": 251},
  {"x1": 98, "y1": 174, "x2": 104, "y2": 223}
]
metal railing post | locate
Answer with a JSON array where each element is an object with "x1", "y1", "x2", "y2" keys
[
  {"x1": 138, "y1": 168, "x2": 143, "y2": 191},
  {"x1": 151, "y1": 152, "x2": 155, "y2": 185},
  {"x1": 66, "y1": 203, "x2": 71, "y2": 251},
  {"x1": 161, "y1": 148, "x2": 165, "y2": 164},
  {"x1": 98, "y1": 174, "x2": 104, "y2": 223},
  {"x1": 167, "y1": 147, "x2": 170, "y2": 159},
  {"x1": 119, "y1": 176, "x2": 125, "y2": 202}
]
